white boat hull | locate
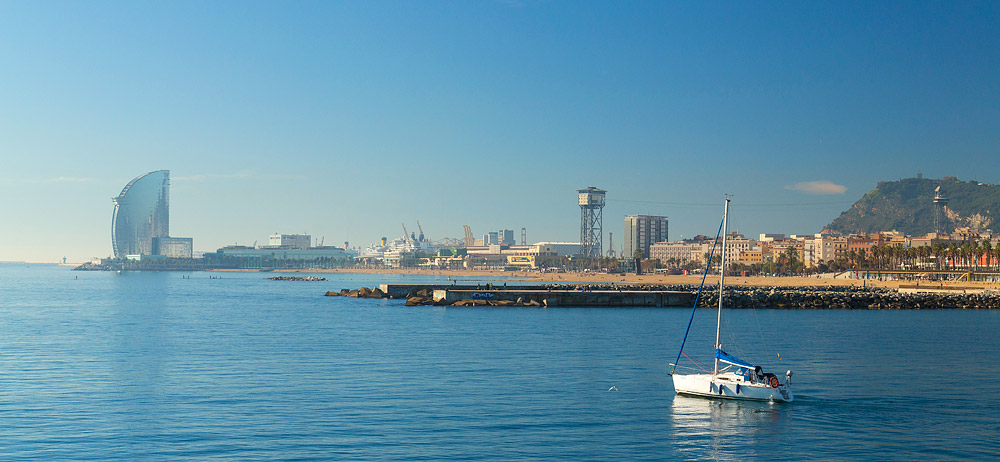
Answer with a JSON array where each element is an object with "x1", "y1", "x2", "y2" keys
[{"x1": 671, "y1": 373, "x2": 793, "y2": 403}]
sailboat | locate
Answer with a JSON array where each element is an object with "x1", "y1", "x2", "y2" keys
[{"x1": 669, "y1": 197, "x2": 794, "y2": 403}]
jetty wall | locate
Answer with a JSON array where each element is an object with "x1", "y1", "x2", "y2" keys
[{"x1": 335, "y1": 283, "x2": 1000, "y2": 309}]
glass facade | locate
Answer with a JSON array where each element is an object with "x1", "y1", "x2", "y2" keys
[{"x1": 112, "y1": 170, "x2": 170, "y2": 258}]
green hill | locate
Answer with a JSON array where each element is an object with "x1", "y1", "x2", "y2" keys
[{"x1": 823, "y1": 177, "x2": 1000, "y2": 235}]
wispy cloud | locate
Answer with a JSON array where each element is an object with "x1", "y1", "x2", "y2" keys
[
  {"x1": 785, "y1": 180, "x2": 847, "y2": 195},
  {"x1": 173, "y1": 172, "x2": 252, "y2": 182},
  {"x1": 45, "y1": 176, "x2": 93, "y2": 183},
  {"x1": 172, "y1": 172, "x2": 305, "y2": 182},
  {"x1": 0, "y1": 176, "x2": 94, "y2": 184}
]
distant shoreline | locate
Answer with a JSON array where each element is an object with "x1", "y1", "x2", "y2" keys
[{"x1": 210, "y1": 267, "x2": 1000, "y2": 291}]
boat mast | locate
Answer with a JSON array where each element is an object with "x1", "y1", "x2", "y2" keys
[{"x1": 714, "y1": 196, "x2": 730, "y2": 375}]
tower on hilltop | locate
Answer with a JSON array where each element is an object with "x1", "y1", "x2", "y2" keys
[
  {"x1": 933, "y1": 185, "x2": 949, "y2": 234},
  {"x1": 578, "y1": 187, "x2": 606, "y2": 258}
]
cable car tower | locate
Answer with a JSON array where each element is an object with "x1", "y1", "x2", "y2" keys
[
  {"x1": 933, "y1": 186, "x2": 949, "y2": 233},
  {"x1": 578, "y1": 187, "x2": 606, "y2": 258}
]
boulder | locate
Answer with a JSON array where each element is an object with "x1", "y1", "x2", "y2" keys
[
  {"x1": 324, "y1": 291, "x2": 341, "y2": 297},
  {"x1": 405, "y1": 296, "x2": 433, "y2": 306}
]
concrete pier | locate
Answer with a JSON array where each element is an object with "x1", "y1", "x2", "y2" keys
[
  {"x1": 378, "y1": 283, "x2": 541, "y2": 298},
  {"x1": 431, "y1": 288, "x2": 694, "y2": 307}
]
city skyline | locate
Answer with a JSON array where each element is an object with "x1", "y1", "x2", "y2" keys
[{"x1": 2, "y1": 2, "x2": 998, "y2": 262}]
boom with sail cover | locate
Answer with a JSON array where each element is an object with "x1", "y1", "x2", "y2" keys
[{"x1": 715, "y1": 349, "x2": 754, "y2": 369}]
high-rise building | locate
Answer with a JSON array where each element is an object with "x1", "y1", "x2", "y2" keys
[
  {"x1": 112, "y1": 170, "x2": 170, "y2": 258},
  {"x1": 623, "y1": 215, "x2": 668, "y2": 259},
  {"x1": 498, "y1": 229, "x2": 515, "y2": 245}
]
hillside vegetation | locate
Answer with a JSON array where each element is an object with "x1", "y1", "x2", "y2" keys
[{"x1": 823, "y1": 177, "x2": 1000, "y2": 235}]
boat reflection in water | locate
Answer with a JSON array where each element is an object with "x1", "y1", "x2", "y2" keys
[{"x1": 669, "y1": 395, "x2": 789, "y2": 461}]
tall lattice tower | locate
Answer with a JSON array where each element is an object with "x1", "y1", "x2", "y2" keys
[
  {"x1": 578, "y1": 187, "x2": 606, "y2": 258},
  {"x1": 933, "y1": 186, "x2": 949, "y2": 233}
]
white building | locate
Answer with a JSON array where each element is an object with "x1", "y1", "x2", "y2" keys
[
  {"x1": 650, "y1": 241, "x2": 703, "y2": 266},
  {"x1": 269, "y1": 234, "x2": 312, "y2": 249},
  {"x1": 700, "y1": 234, "x2": 755, "y2": 264}
]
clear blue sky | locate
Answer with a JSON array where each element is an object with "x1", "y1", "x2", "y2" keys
[{"x1": 1, "y1": 1, "x2": 998, "y2": 262}]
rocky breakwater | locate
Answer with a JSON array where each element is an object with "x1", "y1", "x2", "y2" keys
[
  {"x1": 324, "y1": 285, "x2": 544, "y2": 306},
  {"x1": 324, "y1": 283, "x2": 1000, "y2": 309},
  {"x1": 269, "y1": 276, "x2": 327, "y2": 281},
  {"x1": 694, "y1": 286, "x2": 1000, "y2": 310},
  {"x1": 325, "y1": 286, "x2": 386, "y2": 299}
]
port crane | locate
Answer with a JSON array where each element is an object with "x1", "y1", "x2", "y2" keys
[
  {"x1": 416, "y1": 220, "x2": 425, "y2": 242},
  {"x1": 402, "y1": 223, "x2": 413, "y2": 243},
  {"x1": 463, "y1": 225, "x2": 475, "y2": 247}
]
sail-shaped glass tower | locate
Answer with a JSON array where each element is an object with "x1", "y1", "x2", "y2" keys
[{"x1": 111, "y1": 170, "x2": 170, "y2": 258}]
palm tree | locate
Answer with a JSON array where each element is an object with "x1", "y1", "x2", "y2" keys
[
  {"x1": 962, "y1": 242, "x2": 975, "y2": 270},
  {"x1": 931, "y1": 242, "x2": 944, "y2": 270},
  {"x1": 920, "y1": 245, "x2": 931, "y2": 269}
]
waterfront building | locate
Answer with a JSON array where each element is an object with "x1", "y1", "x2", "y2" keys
[
  {"x1": 649, "y1": 241, "x2": 703, "y2": 266},
  {"x1": 735, "y1": 249, "x2": 763, "y2": 265},
  {"x1": 152, "y1": 237, "x2": 193, "y2": 259},
  {"x1": 761, "y1": 238, "x2": 805, "y2": 263},
  {"x1": 112, "y1": 170, "x2": 170, "y2": 258},
  {"x1": 534, "y1": 242, "x2": 583, "y2": 257},
  {"x1": 700, "y1": 232, "x2": 754, "y2": 265},
  {"x1": 847, "y1": 234, "x2": 885, "y2": 260},
  {"x1": 831, "y1": 236, "x2": 850, "y2": 262},
  {"x1": 268, "y1": 233, "x2": 312, "y2": 249},
  {"x1": 804, "y1": 235, "x2": 836, "y2": 267},
  {"x1": 205, "y1": 245, "x2": 357, "y2": 269},
  {"x1": 455, "y1": 242, "x2": 581, "y2": 269},
  {"x1": 623, "y1": 215, "x2": 669, "y2": 259},
  {"x1": 484, "y1": 232, "x2": 499, "y2": 246}
]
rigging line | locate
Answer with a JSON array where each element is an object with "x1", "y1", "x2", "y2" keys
[
  {"x1": 607, "y1": 199, "x2": 852, "y2": 207},
  {"x1": 751, "y1": 305, "x2": 774, "y2": 361},
  {"x1": 669, "y1": 212, "x2": 724, "y2": 375},
  {"x1": 681, "y1": 351, "x2": 711, "y2": 373}
]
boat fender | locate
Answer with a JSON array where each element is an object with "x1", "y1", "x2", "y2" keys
[{"x1": 735, "y1": 384, "x2": 740, "y2": 394}]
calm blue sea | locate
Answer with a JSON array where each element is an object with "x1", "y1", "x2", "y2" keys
[{"x1": 1, "y1": 264, "x2": 998, "y2": 461}]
